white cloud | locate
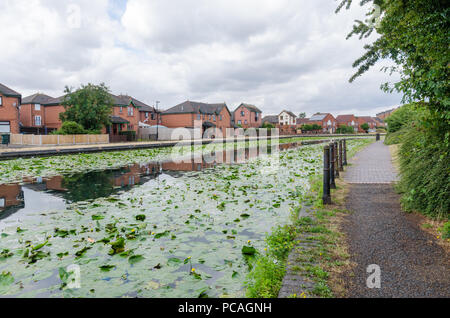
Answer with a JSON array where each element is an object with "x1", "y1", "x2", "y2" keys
[{"x1": 0, "y1": 0, "x2": 402, "y2": 116}]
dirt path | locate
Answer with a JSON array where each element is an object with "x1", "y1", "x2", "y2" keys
[{"x1": 342, "y1": 141, "x2": 450, "y2": 297}]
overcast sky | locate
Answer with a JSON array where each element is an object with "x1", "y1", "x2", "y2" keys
[{"x1": 0, "y1": 0, "x2": 402, "y2": 117}]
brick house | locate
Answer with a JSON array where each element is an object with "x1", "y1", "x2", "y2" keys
[
  {"x1": 139, "y1": 104, "x2": 160, "y2": 127},
  {"x1": 262, "y1": 115, "x2": 278, "y2": 126},
  {"x1": 161, "y1": 101, "x2": 232, "y2": 137},
  {"x1": 307, "y1": 113, "x2": 337, "y2": 134},
  {"x1": 233, "y1": 103, "x2": 262, "y2": 128},
  {"x1": 20, "y1": 92, "x2": 151, "y2": 139},
  {"x1": 0, "y1": 83, "x2": 21, "y2": 134},
  {"x1": 356, "y1": 116, "x2": 378, "y2": 133},
  {"x1": 278, "y1": 110, "x2": 297, "y2": 135},
  {"x1": 20, "y1": 93, "x2": 56, "y2": 134},
  {"x1": 336, "y1": 114, "x2": 358, "y2": 133}
]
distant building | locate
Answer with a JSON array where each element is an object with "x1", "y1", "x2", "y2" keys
[
  {"x1": 278, "y1": 110, "x2": 297, "y2": 126},
  {"x1": 262, "y1": 115, "x2": 278, "y2": 126},
  {"x1": 233, "y1": 103, "x2": 262, "y2": 128},
  {"x1": 376, "y1": 107, "x2": 398, "y2": 120},
  {"x1": 161, "y1": 100, "x2": 232, "y2": 137},
  {"x1": 308, "y1": 113, "x2": 337, "y2": 134},
  {"x1": 0, "y1": 83, "x2": 21, "y2": 134},
  {"x1": 336, "y1": 114, "x2": 358, "y2": 133}
]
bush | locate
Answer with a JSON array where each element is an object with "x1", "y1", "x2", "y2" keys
[
  {"x1": 385, "y1": 104, "x2": 418, "y2": 133},
  {"x1": 336, "y1": 125, "x2": 354, "y2": 134},
  {"x1": 53, "y1": 121, "x2": 86, "y2": 135},
  {"x1": 396, "y1": 122, "x2": 450, "y2": 218},
  {"x1": 119, "y1": 130, "x2": 136, "y2": 141}
]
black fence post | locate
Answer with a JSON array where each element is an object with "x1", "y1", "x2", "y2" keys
[
  {"x1": 343, "y1": 139, "x2": 348, "y2": 166},
  {"x1": 330, "y1": 143, "x2": 336, "y2": 189},
  {"x1": 339, "y1": 140, "x2": 344, "y2": 171},
  {"x1": 376, "y1": 133, "x2": 380, "y2": 141},
  {"x1": 323, "y1": 144, "x2": 331, "y2": 205},
  {"x1": 334, "y1": 141, "x2": 340, "y2": 178}
]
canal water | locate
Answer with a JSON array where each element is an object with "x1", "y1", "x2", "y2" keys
[{"x1": 0, "y1": 140, "x2": 328, "y2": 298}]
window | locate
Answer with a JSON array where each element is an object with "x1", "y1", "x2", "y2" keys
[
  {"x1": 241, "y1": 111, "x2": 245, "y2": 116},
  {"x1": 0, "y1": 198, "x2": 5, "y2": 208},
  {"x1": 197, "y1": 114, "x2": 201, "y2": 120},
  {"x1": 244, "y1": 120, "x2": 248, "y2": 124},
  {"x1": 120, "y1": 107, "x2": 123, "y2": 113},
  {"x1": 34, "y1": 116, "x2": 42, "y2": 126},
  {"x1": 128, "y1": 106, "x2": 134, "y2": 116},
  {"x1": 0, "y1": 96, "x2": 2, "y2": 106},
  {"x1": 238, "y1": 120, "x2": 242, "y2": 125},
  {"x1": 219, "y1": 115, "x2": 222, "y2": 121},
  {"x1": 151, "y1": 113, "x2": 156, "y2": 120},
  {"x1": 145, "y1": 112, "x2": 149, "y2": 118},
  {"x1": 213, "y1": 115, "x2": 216, "y2": 122},
  {"x1": 0, "y1": 121, "x2": 10, "y2": 133},
  {"x1": 34, "y1": 104, "x2": 41, "y2": 111},
  {"x1": 208, "y1": 115, "x2": 212, "y2": 121}
]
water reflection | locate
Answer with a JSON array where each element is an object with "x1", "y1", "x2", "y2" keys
[{"x1": 0, "y1": 142, "x2": 303, "y2": 221}]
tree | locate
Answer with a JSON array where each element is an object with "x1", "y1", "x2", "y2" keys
[
  {"x1": 60, "y1": 83, "x2": 114, "y2": 131},
  {"x1": 337, "y1": 0, "x2": 449, "y2": 139},
  {"x1": 298, "y1": 112, "x2": 307, "y2": 119},
  {"x1": 360, "y1": 123, "x2": 370, "y2": 132}
]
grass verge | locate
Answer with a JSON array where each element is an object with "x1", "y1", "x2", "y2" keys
[{"x1": 244, "y1": 139, "x2": 374, "y2": 298}]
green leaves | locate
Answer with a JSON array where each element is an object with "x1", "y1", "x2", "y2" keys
[
  {"x1": 242, "y1": 246, "x2": 257, "y2": 256},
  {"x1": 0, "y1": 272, "x2": 14, "y2": 293},
  {"x1": 135, "y1": 215, "x2": 146, "y2": 221},
  {"x1": 109, "y1": 237, "x2": 125, "y2": 255},
  {"x1": 128, "y1": 255, "x2": 145, "y2": 265}
]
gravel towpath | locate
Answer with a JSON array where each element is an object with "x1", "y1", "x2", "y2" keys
[{"x1": 342, "y1": 141, "x2": 449, "y2": 297}]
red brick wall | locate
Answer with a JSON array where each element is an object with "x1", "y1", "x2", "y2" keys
[
  {"x1": 234, "y1": 105, "x2": 262, "y2": 128},
  {"x1": 0, "y1": 93, "x2": 20, "y2": 133},
  {"x1": 112, "y1": 105, "x2": 140, "y2": 132},
  {"x1": 140, "y1": 111, "x2": 159, "y2": 126},
  {"x1": 0, "y1": 184, "x2": 22, "y2": 210},
  {"x1": 20, "y1": 103, "x2": 45, "y2": 127},
  {"x1": 44, "y1": 105, "x2": 65, "y2": 129},
  {"x1": 161, "y1": 113, "x2": 194, "y2": 128}
]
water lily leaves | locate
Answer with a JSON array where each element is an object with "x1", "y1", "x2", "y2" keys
[
  {"x1": 0, "y1": 272, "x2": 14, "y2": 293},
  {"x1": 108, "y1": 237, "x2": 125, "y2": 255},
  {"x1": 135, "y1": 215, "x2": 146, "y2": 221},
  {"x1": 128, "y1": 255, "x2": 145, "y2": 264},
  {"x1": 0, "y1": 249, "x2": 13, "y2": 260},
  {"x1": 240, "y1": 214, "x2": 250, "y2": 219},
  {"x1": 92, "y1": 215, "x2": 105, "y2": 221},
  {"x1": 241, "y1": 246, "x2": 257, "y2": 256},
  {"x1": 99, "y1": 265, "x2": 116, "y2": 272},
  {"x1": 154, "y1": 231, "x2": 170, "y2": 239},
  {"x1": 75, "y1": 246, "x2": 92, "y2": 258},
  {"x1": 167, "y1": 258, "x2": 182, "y2": 266}
]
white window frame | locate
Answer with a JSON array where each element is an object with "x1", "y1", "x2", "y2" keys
[
  {"x1": 34, "y1": 115, "x2": 42, "y2": 126},
  {"x1": 0, "y1": 96, "x2": 3, "y2": 106},
  {"x1": 34, "y1": 104, "x2": 41, "y2": 111},
  {"x1": 0, "y1": 121, "x2": 10, "y2": 133},
  {"x1": 128, "y1": 106, "x2": 134, "y2": 116}
]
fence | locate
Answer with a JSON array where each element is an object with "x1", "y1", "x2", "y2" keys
[
  {"x1": 9, "y1": 134, "x2": 109, "y2": 146},
  {"x1": 138, "y1": 127, "x2": 197, "y2": 141}
]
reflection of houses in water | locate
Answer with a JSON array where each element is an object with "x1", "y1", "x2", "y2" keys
[{"x1": 0, "y1": 184, "x2": 25, "y2": 212}]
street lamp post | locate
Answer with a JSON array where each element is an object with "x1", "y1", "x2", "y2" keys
[{"x1": 156, "y1": 101, "x2": 160, "y2": 141}]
